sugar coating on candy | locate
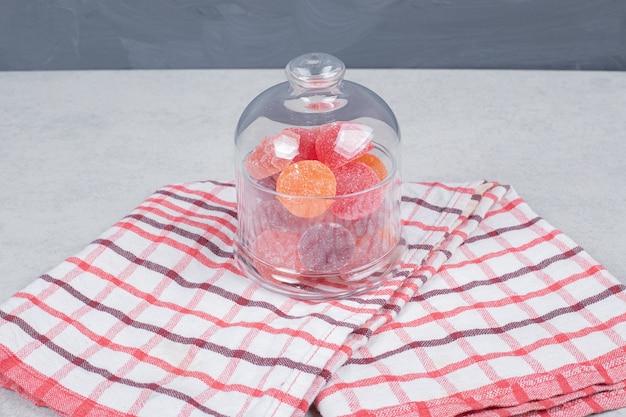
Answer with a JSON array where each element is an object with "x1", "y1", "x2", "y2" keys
[
  {"x1": 354, "y1": 153, "x2": 388, "y2": 181},
  {"x1": 276, "y1": 160, "x2": 336, "y2": 218},
  {"x1": 252, "y1": 230, "x2": 302, "y2": 279},
  {"x1": 297, "y1": 223, "x2": 355, "y2": 272},
  {"x1": 331, "y1": 161, "x2": 383, "y2": 220},
  {"x1": 338, "y1": 208, "x2": 386, "y2": 238},
  {"x1": 244, "y1": 129, "x2": 300, "y2": 180},
  {"x1": 287, "y1": 127, "x2": 319, "y2": 162},
  {"x1": 351, "y1": 227, "x2": 396, "y2": 269},
  {"x1": 316, "y1": 122, "x2": 374, "y2": 169},
  {"x1": 255, "y1": 174, "x2": 279, "y2": 195},
  {"x1": 254, "y1": 198, "x2": 311, "y2": 233}
]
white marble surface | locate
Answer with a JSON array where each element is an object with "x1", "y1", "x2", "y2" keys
[{"x1": 0, "y1": 69, "x2": 624, "y2": 417}]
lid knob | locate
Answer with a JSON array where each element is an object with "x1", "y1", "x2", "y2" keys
[{"x1": 285, "y1": 52, "x2": 345, "y2": 91}]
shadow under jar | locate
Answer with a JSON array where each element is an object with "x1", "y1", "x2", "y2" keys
[{"x1": 234, "y1": 52, "x2": 403, "y2": 300}]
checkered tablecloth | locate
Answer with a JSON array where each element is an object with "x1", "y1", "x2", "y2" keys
[{"x1": 1, "y1": 181, "x2": 624, "y2": 417}]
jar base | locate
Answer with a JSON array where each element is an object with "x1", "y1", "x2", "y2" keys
[{"x1": 234, "y1": 241, "x2": 403, "y2": 301}]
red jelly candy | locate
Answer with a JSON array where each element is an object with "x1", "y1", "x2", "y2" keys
[
  {"x1": 315, "y1": 122, "x2": 374, "y2": 169},
  {"x1": 287, "y1": 127, "x2": 319, "y2": 162},
  {"x1": 243, "y1": 129, "x2": 300, "y2": 180},
  {"x1": 331, "y1": 161, "x2": 383, "y2": 220},
  {"x1": 252, "y1": 230, "x2": 302, "y2": 279},
  {"x1": 306, "y1": 101, "x2": 340, "y2": 111},
  {"x1": 297, "y1": 223, "x2": 356, "y2": 273}
]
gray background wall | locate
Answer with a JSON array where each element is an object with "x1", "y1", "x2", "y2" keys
[{"x1": 0, "y1": 0, "x2": 625, "y2": 71}]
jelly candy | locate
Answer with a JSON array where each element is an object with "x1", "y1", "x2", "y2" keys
[
  {"x1": 338, "y1": 208, "x2": 386, "y2": 238},
  {"x1": 276, "y1": 160, "x2": 336, "y2": 218},
  {"x1": 243, "y1": 129, "x2": 300, "y2": 180},
  {"x1": 306, "y1": 101, "x2": 340, "y2": 112},
  {"x1": 255, "y1": 174, "x2": 280, "y2": 196},
  {"x1": 352, "y1": 227, "x2": 395, "y2": 268},
  {"x1": 288, "y1": 127, "x2": 319, "y2": 162},
  {"x1": 354, "y1": 153, "x2": 388, "y2": 181},
  {"x1": 315, "y1": 122, "x2": 374, "y2": 169},
  {"x1": 252, "y1": 229, "x2": 302, "y2": 279},
  {"x1": 254, "y1": 198, "x2": 311, "y2": 233},
  {"x1": 331, "y1": 161, "x2": 383, "y2": 220},
  {"x1": 297, "y1": 223, "x2": 355, "y2": 272}
]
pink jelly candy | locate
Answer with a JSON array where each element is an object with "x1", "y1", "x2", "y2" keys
[
  {"x1": 254, "y1": 198, "x2": 311, "y2": 233},
  {"x1": 252, "y1": 230, "x2": 302, "y2": 279},
  {"x1": 351, "y1": 227, "x2": 395, "y2": 269},
  {"x1": 297, "y1": 223, "x2": 356, "y2": 273},
  {"x1": 337, "y1": 208, "x2": 386, "y2": 238},
  {"x1": 331, "y1": 161, "x2": 383, "y2": 220},
  {"x1": 244, "y1": 129, "x2": 300, "y2": 180},
  {"x1": 315, "y1": 122, "x2": 374, "y2": 169},
  {"x1": 287, "y1": 127, "x2": 319, "y2": 162}
]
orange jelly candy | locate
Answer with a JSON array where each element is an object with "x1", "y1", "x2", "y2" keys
[
  {"x1": 354, "y1": 153, "x2": 388, "y2": 181},
  {"x1": 276, "y1": 160, "x2": 336, "y2": 218}
]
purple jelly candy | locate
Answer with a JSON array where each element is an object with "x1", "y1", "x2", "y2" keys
[{"x1": 297, "y1": 223, "x2": 356, "y2": 273}]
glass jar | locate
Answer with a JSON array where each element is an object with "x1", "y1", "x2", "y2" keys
[{"x1": 234, "y1": 52, "x2": 402, "y2": 300}]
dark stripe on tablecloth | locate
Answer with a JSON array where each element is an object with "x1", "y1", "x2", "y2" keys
[
  {"x1": 0, "y1": 310, "x2": 290, "y2": 417},
  {"x1": 345, "y1": 285, "x2": 624, "y2": 365}
]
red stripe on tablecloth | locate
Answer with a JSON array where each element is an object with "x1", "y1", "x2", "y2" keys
[
  {"x1": 0, "y1": 310, "x2": 320, "y2": 415},
  {"x1": 11, "y1": 285, "x2": 344, "y2": 362},
  {"x1": 442, "y1": 228, "x2": 563, "y2": 271},
  {"x1": 164, "y1": 182, "x2": 237, "y2": 208},
  {"x1": 375, "y1": 263, "x2": 607, "y2": 335},
  {"x1": 441, "y1": 347, "x2": 626, "y2": 416},
  {"x1": 337, "y1": 310, "x2": 626, "y2": 391},
  {"x1": 154, "y1": 189, "x2": 237, "y2": 219},
  {"x1": 113, "y1": 216, "x2": 233, "y2": 259},
  {"x1": 94, "y1": 233, "x2": 238, "y2": 273},
  {"x1": 344, "y1": 285, "x2": 624, "y2": 366},
  {"x1": 0, "y1": 313, "x2": 221, "y2": 417},
  {"x1": 401, "y1": 220, "x2": 450, "y2": 233},
  {"x1": 327, "y1": 347, "x2": 626, "y2": 417},
  {"x1": 125, "y1": 211, "x2": 234, "y2": 246},
  {"x1": 61, "y1": 255, "x2": 364, "y2": 331},
  {"x1": 31, "y1": 274, "x2": 342, "y2": 377},
  {"x1": 483, "y1": 196, "x2": 525, "y2": 219},
  {"x1": 96, "y1": 224, "x2": 235, "y2": 271},
  {"x1": 137, "y1": 197, "x2": 238, "y2": 233},
  {"x1": 421, "y1": 182, "x2": 481, "y2": 194},
  {"x1": 411, "y1": 246, "x2": 585, "y2": 303},
  {"x1": 0, "y1": 346, "x2": 132, "y2": 417},
  {"x1": 32, "y1": 275, "x2": 332, "y2": 375}
]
